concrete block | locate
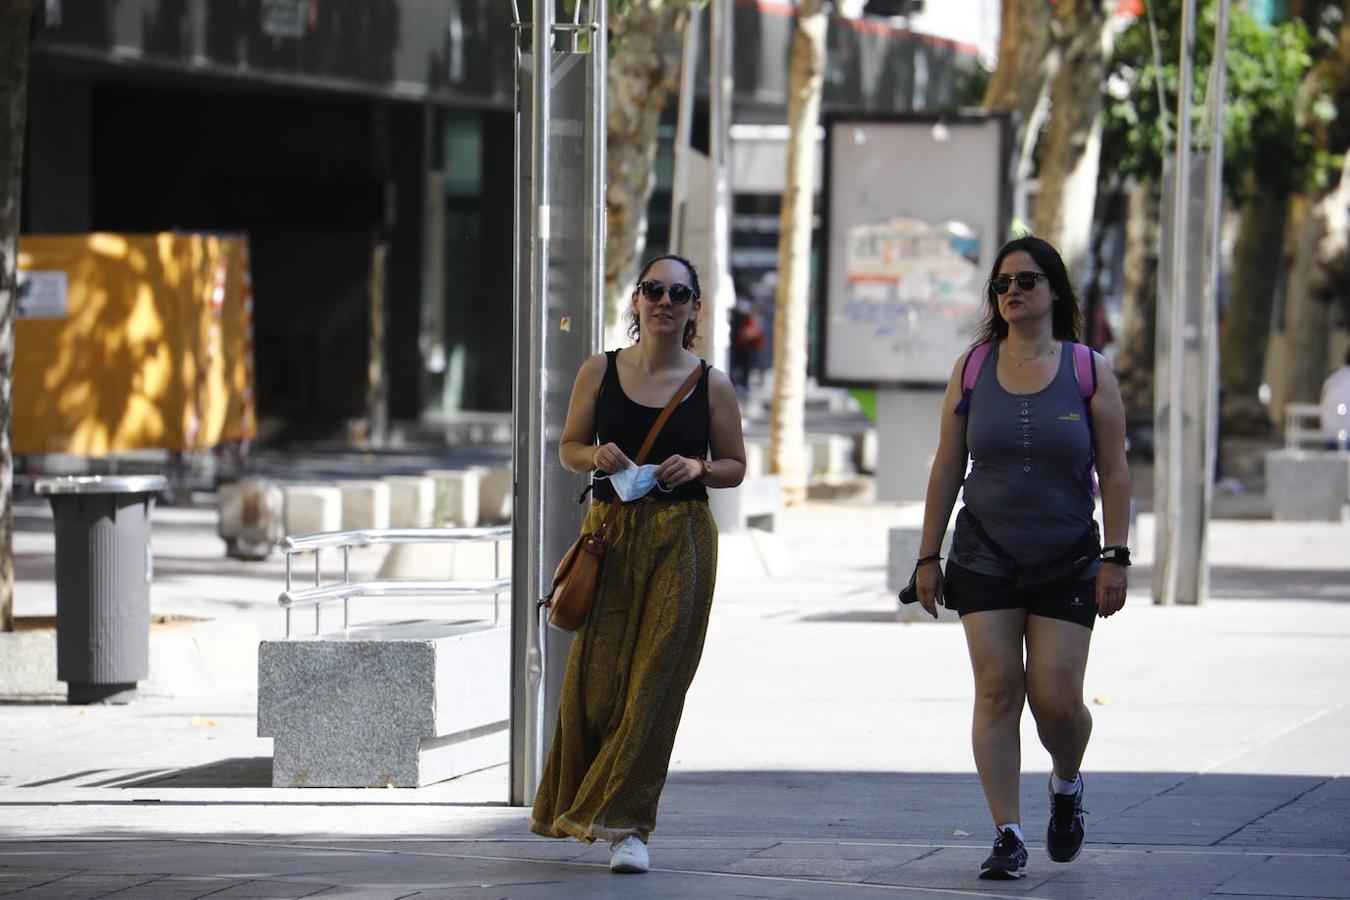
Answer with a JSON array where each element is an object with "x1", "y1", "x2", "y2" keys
[
  {"x1": 258, "y1": 621, "x2": 509, "y2": 787},
  {"x1": 427, "y1": 469, "x2": 480, "y2": 527},
  {"x1": 709, "y1": 475, "x2": 782, "y2": 533},
  {"x1": 471, "y1": 466, "x2": 513, "y2": 525},
  {"x1": 0, "y1": 632, "x2": 60, "y2": 698},
  {"x1": 743, "y1": 438, "x2": 768, "y2": 478},
  {"x1": 283, "y1": 485, "x2": 342, "y2": 536},
  {"x1": 383, "y1": 476, "x2": 435, "y2": 528},
  {"x1": 806, "y1": 433, "x2": 852, "y2": 477},
  {"x1": 217, "y1": 477, "x2": 284, "y2": 560},
  {"x1": 337, "y1": 481, "x2": 391, "y2": 532},
  {"x1": 1265, "y1": 450, "x2": 1350, "y2": 522}
]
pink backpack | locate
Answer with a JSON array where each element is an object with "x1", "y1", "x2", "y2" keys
[{"x1": 954, "y1": 341, "x2": 1099, "y2": 493}]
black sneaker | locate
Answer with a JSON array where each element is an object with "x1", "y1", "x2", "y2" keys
[
  {"x1": 979, "y1": 828, "x2": 1028, "y2": 880},
  {"x1": 1046, "y1": 774, "x2": 1086, "y2": 863}
]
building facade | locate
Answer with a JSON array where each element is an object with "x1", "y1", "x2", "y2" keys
[{"x1": 22, "y1": 0, "x2": 977, "y2": 441}]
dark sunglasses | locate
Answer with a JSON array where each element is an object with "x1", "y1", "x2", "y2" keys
[
  {"x1": 636, "y1": 279, "x2": 696, "y2": 305},
  {"x1": 990, "y1": 271, "x2": 1047, "y2": 294}
]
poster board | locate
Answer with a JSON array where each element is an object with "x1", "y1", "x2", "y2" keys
[
  {"x1": 14, "y1": 233, "x2": 258, "y2": 456},
  {"x1": 819, "y1": 114, "x2": 1012, "y2": 387}
]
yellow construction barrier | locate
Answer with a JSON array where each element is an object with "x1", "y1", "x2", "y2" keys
[{"x1": 15, "y1": 233, "x2": 258, "y2": 456}]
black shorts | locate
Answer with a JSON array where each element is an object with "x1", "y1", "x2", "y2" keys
[{"x1": 943, "y1": 561, "x2": 1098, "y2": 630}]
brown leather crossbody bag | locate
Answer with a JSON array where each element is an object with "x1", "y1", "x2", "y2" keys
[{"x1": 538, "y1": 361, "x2": 705, "y2": 631}]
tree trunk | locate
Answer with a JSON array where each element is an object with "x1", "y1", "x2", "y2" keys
[
  {"x1": 768, "y1": 0, "x2": 826, "y2": 507},
  {"x1": 1219, "y1": 176, "x2": 1292, "y2": 435},
  {"x1": 982, "y1": 0, "x2": 1055, "y2": 177},
  {"x1": 1310, "y1": 151, "x2": 1350, "y2": 323},
  {"x1": 603, "y1": 1, "x2": 693, "y2": 348},
  {"x1": 1033, "y1": 0, "x2": 1113, "y2": 281},
  {"x1": 1273, "y1": 196, "x2": 1332, "y2": 416},
  {"x1": 1, "y1": 0, "x2": 36, "y2": 633},
  {"x1": 1117, "y1": 177, "x2": 1161, "y2": 423}
]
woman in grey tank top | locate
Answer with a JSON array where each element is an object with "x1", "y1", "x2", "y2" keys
[{"x1": 911, "y1": 237, "x2": 1132, "y2": 880}]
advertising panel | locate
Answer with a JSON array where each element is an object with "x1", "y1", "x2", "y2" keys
[{"x1": 820, "y1": 114, "x2": 1011, "y2": 387}]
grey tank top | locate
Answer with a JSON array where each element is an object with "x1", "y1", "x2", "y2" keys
[{"x1": 950, "y1": 341, "x2": 1100, "y2": 577}]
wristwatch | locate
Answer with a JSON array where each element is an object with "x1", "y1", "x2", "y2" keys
[{"x1": 1101, "y1": 545, "x2": 1132, "y2": 566}]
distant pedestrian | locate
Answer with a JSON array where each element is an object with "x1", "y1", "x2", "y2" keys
[
  {"x1": 530, "y1": 254, "x2": 747, "y2": 874},
  {"x1": 910, "y1": 236, "x2": 1132, "y2": 879},
  {"x1": 729, "y1": 299, "x2": 767, "y2": 392},
  {"x1": 1319, "y1": 347, "x2": 1350, "y2": 448}
]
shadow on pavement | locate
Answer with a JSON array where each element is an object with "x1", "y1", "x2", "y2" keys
[{"x1": 0, "y1": 769, "x2": 1346, "y2": 898}]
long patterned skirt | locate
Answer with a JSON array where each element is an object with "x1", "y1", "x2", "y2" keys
[{"x1": 530, "y1": 498, "x2": 718, "y2": 843}]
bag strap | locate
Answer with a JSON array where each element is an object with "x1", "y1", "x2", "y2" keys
[
  {"x1": 599, "y1": 360, "x2": 706, "y2": 528},
  {"x1": 1071, "y1": 343, "x2": 1096, "y2": 400},
  {"x1": 1070, "y1": 343, "x2": 1100, "y2": 494},
  {"x1": 634, "y1": 362, "x2": 705, "y2": 465},
  {"x1": 954, "y1": 341, "x2": 992, "y2": 415},
  {"x1": 959, "y1": 508, "x2": 1019, "y2": 573}
]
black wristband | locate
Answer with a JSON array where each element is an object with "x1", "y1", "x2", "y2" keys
[
  {"x1": 1101, "y1": 544, "x2": 1132, "y2": 566},
  {"x1": 916, "y1": 553, "x2": 943, "y2": 567}
]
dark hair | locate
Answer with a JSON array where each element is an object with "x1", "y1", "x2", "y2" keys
[
  {"x1": 626, "y1": 253, "x2": 702, "y2": 350},
  {"x1": 972, "y1": 236, "x2": 1083, "y2": 346}
]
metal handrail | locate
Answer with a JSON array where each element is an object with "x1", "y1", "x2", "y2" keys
[
  {"x1": 280, "y1": 526, "x2": 510, "y2": 553},
  {"x1": 281, "y1": 578, "x2": 511, "y2": 609},
  {"x1": 1285, "y1": 402, "x2": 1323, "y2": 450},
  {"x1": 279, "y1": 526, "x2": 511, "y2": 638}
]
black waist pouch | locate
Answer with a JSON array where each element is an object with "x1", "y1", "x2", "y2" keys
[{"x1": 961, "y1": 509, "x2": 1100, "y2": 591}]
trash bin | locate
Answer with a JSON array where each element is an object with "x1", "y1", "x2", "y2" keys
[{"x1": 34, "y1": 475, "x2": 168, "y2": 704}]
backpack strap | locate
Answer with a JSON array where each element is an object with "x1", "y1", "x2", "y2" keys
[
  {"x1": 954, "y1": 341, "x2": 993, "y2": 415},
  {"x1": 1070, "y1": 343, "x2": 1100, "y2": 495},
  {"x1": 1071, "y1": 343, "x2": 1096, "y2": 401}
]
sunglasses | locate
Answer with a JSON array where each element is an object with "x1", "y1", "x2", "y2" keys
[
  {"x1": 636, "y1": 280, "x2": 697, "y2": 306},
  {"x1": 990, "y1": 271, "x2": 1047, "y2": 294}
]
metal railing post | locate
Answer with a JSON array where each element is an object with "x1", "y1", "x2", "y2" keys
[
  {"x1": 284, "y1": 552, "x2": 293, "y2": 638},
  {"x1": 314, "y1": 550, "x2": 322, "y2": 634},
  {"x1": 342, "y1": 546, "x2": 351, "y2": 631}
]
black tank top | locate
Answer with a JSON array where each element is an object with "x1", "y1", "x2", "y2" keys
[{"x1": 591, "y1": 349, "x2": 711, "y2": 503}]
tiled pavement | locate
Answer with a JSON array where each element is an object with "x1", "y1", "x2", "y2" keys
[{"x1": 2, "y1": 502, "x2": 1347, "y2": 898}]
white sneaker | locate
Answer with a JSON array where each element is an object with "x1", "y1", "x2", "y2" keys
[{"x1": 609, "y1": 834, "x2": 649, "y2": 874}]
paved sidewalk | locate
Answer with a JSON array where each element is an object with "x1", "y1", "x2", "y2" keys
[{"x1": 2, "y1": 497, "x2": 1348, "y2": 898}]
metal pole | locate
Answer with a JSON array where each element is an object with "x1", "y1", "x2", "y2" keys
[
  {"x1": 591, "y1": 0, "x2": 607, "y2": 349},
  {"x1": 1198, "y1": 0, "x2": 1229, "y2": 604},
  {"x1": 1162, "y1": 0, "x2": 1197, "y2": 607},
  {"x1": 670, "y1": 4, "x2": 702, "y2": 253},
  {"x1": 708, "y1": 0, "x2": 734, "y2": 374},
  {"x1": 528, "y1": 0, "x2": 553, "y2": 803}
]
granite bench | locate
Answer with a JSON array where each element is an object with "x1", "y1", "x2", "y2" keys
[
  {"x1": 1265, "y1": 449, "x2": 1350, "y2": 522},
  {"x1": 259, "y1": 526, "x2": 511, "y2": 788},
  {"x1": 709, "y1": 474, "x2": 782, "y2": 533},
  {"x1": 258, "y1": 620, "x2": 508, "y2": 788}
]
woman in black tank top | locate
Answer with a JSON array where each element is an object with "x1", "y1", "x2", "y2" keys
[
  {"x1": 530, "y1": 254, "x2": 747, "y2": 874},
  {"x1": 911, "y1": 238, "x2": 1132, "y2": 880}
]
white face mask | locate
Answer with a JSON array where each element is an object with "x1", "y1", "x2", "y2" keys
[{"x1": 595, "y1": 463, "x2": 673, "y2": 502}]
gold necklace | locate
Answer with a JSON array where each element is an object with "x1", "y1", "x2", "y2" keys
[{"x1": 1007, "y1": 344, "x2": 1058, "y2": 368}]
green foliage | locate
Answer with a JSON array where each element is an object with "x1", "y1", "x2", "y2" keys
[
  {"x1": 1101, "y1": 1, "x2": 1320, "y2": 199},
  {"x1": 951, "y1": 59, "x2": 993, "y2": 109},
  {"x1": 850, "y1": 389, "x2": 877, "y2": 422}
]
